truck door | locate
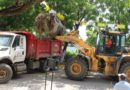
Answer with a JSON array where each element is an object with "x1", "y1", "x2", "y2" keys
[{"x1": 11, "y1": 35, "x2": 26, "y2": 63}]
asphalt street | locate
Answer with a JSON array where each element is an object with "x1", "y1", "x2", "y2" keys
[{"x1": 0, "y1": 69, "x2": 117, "y2": 90}]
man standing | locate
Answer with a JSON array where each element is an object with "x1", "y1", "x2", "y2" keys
[{"x1": 113, "y1": 73, "x2": 130, "y2": 90}]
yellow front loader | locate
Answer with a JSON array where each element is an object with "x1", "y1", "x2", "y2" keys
[{"x1": 56, "y1": 29, "x2": 130, "y2": 81}]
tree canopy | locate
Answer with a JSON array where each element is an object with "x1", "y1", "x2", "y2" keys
[
  {"x1": 0, "y1": 0, "x2": 130, "y2": 31},
  {"x1": 0, "y1": 0, "x2": 42, "y2": 31}
]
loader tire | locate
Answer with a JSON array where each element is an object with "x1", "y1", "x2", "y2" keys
[
  {"x1": 120, "y1": 62, "x2": 130, "y2": 82},
  {"x1": 65, "y1": 56, "x2": 87, "y2": 80},
  {"x1": 0, "y1": 64, "x2": 13, "y2": 83}
]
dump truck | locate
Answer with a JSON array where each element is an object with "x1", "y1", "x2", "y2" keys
[
  {"x1": 0, "y1": 31, "x2": 62, "y2": 83},
  {"x1": 56, "y1": 29, "x2": 130, "y2": 81}
]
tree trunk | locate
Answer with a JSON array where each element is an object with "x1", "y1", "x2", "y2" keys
[{"x1": 0, "y1": 0, "x2": 42, "y2": 16}]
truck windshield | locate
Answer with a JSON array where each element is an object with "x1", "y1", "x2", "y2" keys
[{"x1": 0, "y1": 35, "x2": 13, "y2": 47}]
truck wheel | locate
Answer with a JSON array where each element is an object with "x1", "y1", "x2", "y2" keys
[
  {"x1": 120, "y1": 62, "x2": 130, "y2": 82},
  {"x1": 65, "y1": 56, "x2": 88, "y2": 80},
  {"x1": 0, "y1": 64, "x2": 13, "y2": 83}
]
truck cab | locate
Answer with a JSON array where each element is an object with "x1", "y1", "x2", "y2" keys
[
  {"x1": 0, "y1": 32, "x2": 27, "y2": 83},
  {"x1": 0, "y1": 32, "x2": 26, "y2": 63}
]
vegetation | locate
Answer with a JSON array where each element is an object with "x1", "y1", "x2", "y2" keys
[
  {"x1": 0, "y1": 0, "x2": 42, "y2": 31},
  {"x1": 0, "y1": 0, "x2": 130, "y2": 45},
  {"x1": 65, "y1": 51, "x2": 78, "y2": 61}
]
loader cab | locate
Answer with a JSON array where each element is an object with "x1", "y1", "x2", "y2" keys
[{"x1": 96, "y1": 30, "x2": 126, "y2": 55}]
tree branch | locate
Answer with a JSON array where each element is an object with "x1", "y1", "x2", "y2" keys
[{"x1": 0, "y1": 0, "x2": 42, "y2": 16}]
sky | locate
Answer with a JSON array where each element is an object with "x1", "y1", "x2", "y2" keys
[{"x1": 78, "y1": 24, "x2": 87, "y2": 41}]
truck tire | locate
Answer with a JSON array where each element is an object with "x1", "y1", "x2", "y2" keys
[
  {"x1": 0, "y1": 64, "x2": 13, "y2": 83},
  {"x1": 65, "y1": 56, "x2": 88, "y2": 80},
  {"x1": 120, "y1": 62, "x2": 130, "y2": 82}
]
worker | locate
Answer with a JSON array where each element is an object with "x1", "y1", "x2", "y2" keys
[
  {"x1": 48, "y1": 10, "x2": 66, "y2": 37},
  {"x1": 40, "y1": 1, "x2": 50, "y2": 12},
  {"x1": 113, "y1": 73, "x2": 130, "y2": 90},
  {"x1": 42, "y1": 3, "x2": 66, "y2": 38},
  {"x1": 35, "y1": 1, "x2": 50, "y2": 39},
  {"x1": 48, "y1": 9, "x2": 59, "y2": 37},
  {"x1": 107, "y1": 37, "x2": 112, "y2": 48}
]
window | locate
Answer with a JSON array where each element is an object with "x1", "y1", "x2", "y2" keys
[
  {"x1": 12, "y1": 36, "x2": 20, "y2": 47},
  {"x1": 121, "y1": 36, "x2": 125, "y2": 47},
  {"x1": 0, "y1": 35, "x2": 13, "y2": 46}
]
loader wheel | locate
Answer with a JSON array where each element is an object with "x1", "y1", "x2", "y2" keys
[
  {"x1": 0, "y1": 64, "x2": 13, "y2": 83},
  {"x1": 120, "y1": 63, "x2": 130, "y2": 82},
  {"x1": 65, "y1": 56, "x2": 88, "y2": 80}
]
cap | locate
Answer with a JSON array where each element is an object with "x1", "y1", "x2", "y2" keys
[
  {"x1": 40, "y1": 1, "x2": 47, "y2": 6},
  {"x1": 118, "y1": 73, "x2": 127, "y2": 80},
  {"x1": 49, "y1": 9, "x2": 56, "y2": 14},
  {"x1": 40, "y1": 1, "x2": 50, "y2": 12},
  {"x1": 118, "y1": 73, "x2": 127, "y2": 77}
]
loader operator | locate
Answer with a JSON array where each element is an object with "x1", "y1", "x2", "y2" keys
[
  {"x1": 104, "y1": 36, "x2": 113, "y2": 54},
  {"x1": 107, "y1": 37, "x2": 112, "y2": 48}
]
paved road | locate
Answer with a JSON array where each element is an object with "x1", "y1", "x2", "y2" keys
[{"x1": 0, "y1": 69, "x2": 117, "y2": 90}]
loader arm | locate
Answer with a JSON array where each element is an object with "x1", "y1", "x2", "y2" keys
[
  {"x1": 55, "y1": 31, "x2": 98, "y2": 71},
  {"x1": 56, "y1": 35, "x2": 93, "y2": 56}
]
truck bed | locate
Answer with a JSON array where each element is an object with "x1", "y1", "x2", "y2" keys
[
  {"x1": 14, "y1": 31, "x2": 62, "y2": 60},
  {"x1": 35, "y1": 39, "x2": 62, "y2": 60}
]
